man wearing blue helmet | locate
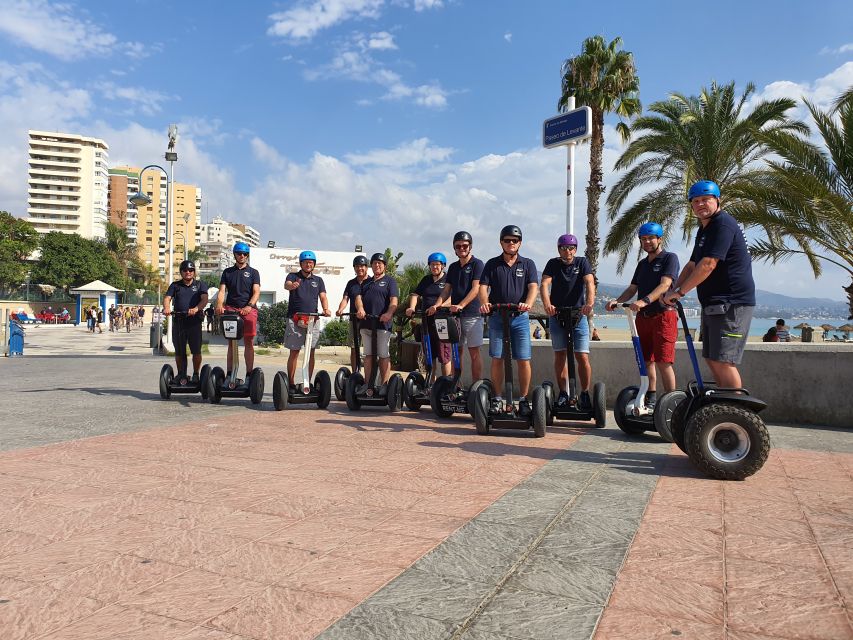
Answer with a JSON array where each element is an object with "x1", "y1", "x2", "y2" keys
[
  {"x1": 663, "y1": 180, "x2": 755, "y2": 388},
  {"x1": 217, "y1": 241, "x2": 261, "y2": 376},
  {"x1": 284, "y1": 250, "x2": 331, "y2": 384},
  {"x1": 406, "y1": 252, "x2": 451, "y2": 376},
  {"x1": 607, "y1": 222, "x2": 680, "y2": 403}
]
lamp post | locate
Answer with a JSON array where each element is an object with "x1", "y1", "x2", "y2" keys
[{"x1": 174, "y1": 231, "x2": 188, "y2": 261}]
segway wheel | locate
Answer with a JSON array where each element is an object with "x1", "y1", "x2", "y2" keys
[
  {"x1": 592, "y1": 381, "x2": 606, "y2": 428},
  {"x1": 471, "y1": 385, "x2": 490, "y2": 435},
  {"x1": 403, "y1": 372, "x2": 425, "y2": 411},
  {"x1": 541, "y1": 381, "x2": 555, "y2": 426},
  {"x1": 345, "y1": 373, "x2": 364, "y2": 411},
  {"x1": 159, "y1": 364, "x2": 173, "y2": 400},
  {"x1": 654, "y1": 390, "x2": 686, "y2": 443},
  {"x1": 199, "y1": 364, "x2": 211, "y2": 400},
  {"x1": 671, "y1": 397, "x2": 692, "y2": 454},
  {"x1": 532, "y1": 386, "x2": 547, "y2": 438},
  {"x1": 315, "y1": 370, "x2": 332, "y2": 409},
  {"x1": 249, "y1": 368, "x2": 265, "y2": 405},
  {"x1": 387, "y1": 374, "x2": 403, "y2": 412},
  {"x1": 429, "y1": 376, "x2": 455, "y2": 419},
  {"x1": 684, "y1": 402, "x2": 771, "y2": 481},
  {"x1": 208, "y1": 366, "x2": 224, "y2": 404},
  {"x1": 273, "y1": 371, "x2": 290, "y2": 411},
  {"x1": 468, "y1": 379, "x2": 492, "y2": 416},
  {"x1": 614, "y1": 386, "x2": 646, "y2": 435},
  {"x1": 334, "y1": 367, "x2": 350, "y2": 401}
]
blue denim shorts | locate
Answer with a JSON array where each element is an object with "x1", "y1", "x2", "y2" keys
[
  {"x1": 549, "y1": 313, "x2": 590, "y2": 354},
  {"x1": 488, "y1": 311, "x2": 532, "y2": 360}
]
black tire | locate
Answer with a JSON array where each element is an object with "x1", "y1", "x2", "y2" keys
[
  {"x1": 532, "y1": 386, "x2": 547, "y2": 438},
  {"x1": 592, "y1": 381, "x2": 606, "y2": 428},
  {"x1": 387, "y1": 374, "x2": 403, "y2": 412},
  {"x1": 671, "y1": 397, "x2": 692, "y2": 453},
  {"x1": 249, "y1": 368, "x2": 264, "y2": 405},
  {"x1": 541, "y1": 381, "x2": 555, "y2": 426},
  {"x1": 684, "y1": 402, "x2": 771, "y2": 481},
  {"x1": 468, "y1": 379, "x2": 492, "y2": 416},
  {"x1": 334, "y1": 367, "x2": 349, "y2": 401},
  {"x1": 345, "y1": 372, "x2": 364, "y2": 411},
  {"x1": 208, "y1": 366, "x2": 224, "y2": 404},
  {"x1": 199, "y1": 364, "x2": 211, "y2": 400},
  {"x1": 654, "y1": 390, "x2": 686, "y2": 443},
  {"x1": 471, "y1": 385, "x2": 490, "y2": 435},
  {"x1": 159, "y1": 364, "x2": 173, "y2": 400},
  {"x1": 429, "y1": 376, "x2": 455, "y2": 419},
  {"x1": 404, "y1": 372, "x2": 425, "y2": 411},
  {"x1": 614, "y1": 386, "x2": 647, "y2": 435},
  {"x1": 273, "y1": 371, "x2": 289, "y2": 411},
  {"x1": 315, "y1": 370, "x2": 332, "y2": 409}
]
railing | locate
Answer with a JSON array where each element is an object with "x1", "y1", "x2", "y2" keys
[{"x1": 0, "y1": 286, "x2": 74, "y2": 302}]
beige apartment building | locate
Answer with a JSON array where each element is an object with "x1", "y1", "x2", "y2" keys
[
  {"x1": 107, "y1": 167, "x2": 140, "y2": 241},
  {"x1": 27, "y1": 130, "x2": 110, "y2": 239}
]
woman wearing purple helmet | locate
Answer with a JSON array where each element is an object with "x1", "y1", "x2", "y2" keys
[{"x1": 540, "y1": 233, "x2": 596, "y2": 408}]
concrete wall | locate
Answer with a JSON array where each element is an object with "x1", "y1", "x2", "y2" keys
[{"x1": 461, "y1": 341, "x2": 853, "y2": 428}]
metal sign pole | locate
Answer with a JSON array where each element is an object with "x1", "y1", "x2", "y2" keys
[{"x1": 566, "y1": 96, "x2": 576, "y2": 235}]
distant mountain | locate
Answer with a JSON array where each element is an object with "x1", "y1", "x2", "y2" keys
[{"x1": 754, "y1": 289, "x2": 844, "y2": 309}]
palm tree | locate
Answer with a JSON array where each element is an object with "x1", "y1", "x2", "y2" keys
[
  {"x1": 603, "y1": 81, "x2": 808, "y2": 270},
  {"x1": 558, "y1": 35, "x2": 641, "y2": 275},
  {"x1": 104, "y1": 222, "x2": 138, "y2": 277},
  {"x1": 735, "y1": 87, "x2": 853, "y2": 318}
]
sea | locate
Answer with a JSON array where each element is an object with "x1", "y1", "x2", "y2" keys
[{"x1": 592, "y1": 314, "x2": 851, "y2": 339}]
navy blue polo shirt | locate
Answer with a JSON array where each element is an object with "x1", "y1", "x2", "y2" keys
[
  {"x1": 631, "y1": 251, "x2": 680, "y2": 314},
  {"x1": 358, "y1": 275, "x2": 399, "y2": 330},
  {"x1": 689, "y1": 210, "x2": 755, "y2": 306},
  {"x1": 481, "y1": 255, "x2": 538, "y2": 305},
  {"x1": 286, "y1": 271, "x2": 326, "y2": 317},
  {"x1": 166, "y1": 279, "x2": 208, "y2": 321},
  {"x1": 220, "y1": 265, "x2": 260, "y2": 308},
  {"x1": 445, "y1": 257, "x2": 484, "y2": 317},
  {"x1": 414, "y1": 273, "x2": 447, "y2": 310},
  {"x1": 344, "y1": 276, "x2": 368, "y2": 313},
  {"x1": 542, "y1": 256, "x2": 592, "y2": 308}
]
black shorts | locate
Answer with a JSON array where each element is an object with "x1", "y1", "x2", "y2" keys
[{"x1": 173, "y1": 317, "x2": 203, "y2": 356}]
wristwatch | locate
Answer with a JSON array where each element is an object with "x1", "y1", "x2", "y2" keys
[
  {"x1": 641, "y1": 296, "x2": 651, "y2": 304},
  {"x1": 673, "y1": 287, "x2": 684, "y2": 297}
]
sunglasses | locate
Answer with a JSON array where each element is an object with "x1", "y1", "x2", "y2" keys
[
  {"x1": 234, "y1": 252, "x2": 249, "y2": 256},
  {"x1": 182, "y1": 268, "x2": 195, "y2": 272},
  {"x1": 453, "y1": 243, "x2": 470, "y2": 250},
  {"x1": 501, "y1": 238, "x2": 520, "y2": 245},
  {"x1": 558, "y1": 245, "x2": 577, "y2": 251}
]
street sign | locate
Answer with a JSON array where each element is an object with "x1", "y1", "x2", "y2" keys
[{"x1": 542, "y1": 106, "x2": 592, "y2": 148}]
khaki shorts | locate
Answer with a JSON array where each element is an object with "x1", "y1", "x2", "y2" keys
[
  {"x1": 459, "y1": 316, "x2": 484, "y2": 349},
  {"x1": 360, "y1": 328, "x2": 391, "y2": 359},
  {"x1": 285, "y1": 317, "x2": 322, "y2": 350},
  {"x1": 701, "y1": 303, "x2": 753, "y2": 365}
]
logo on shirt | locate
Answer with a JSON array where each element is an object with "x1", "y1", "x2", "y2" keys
[
  {"x1": 652, "y1": 265, "x2": 661, "y2": 272},
  {"x1": 242, "y1": 271, "x2": 250, "y2": 278},
  {"x1": 464, "y1": 266, "x2": 471, "y2": 273},
  {"x1": 310, "y1": 280, "x2": 318, "y2": 288},
  {"x1": 378, "y1": 281, "x2": 387, "y2": 287},
  {"x1": 515, "y1": 268, "x2": 524, "y2": 277},
  {"x1": 191, "y1": 285, "x2": 198, "y2": 292}
]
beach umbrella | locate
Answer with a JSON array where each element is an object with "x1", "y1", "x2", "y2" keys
[
  {"x1": 793, "y1": 322, "x2": 811, "y2": 329},
  {"x1": 838, "y1": 323, "x2": 853, "y2": 332},
  {"x1": 821, "y1": 324, "x2": 836, "y2": 331}
]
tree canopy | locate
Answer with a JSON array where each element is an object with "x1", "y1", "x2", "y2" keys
[
  {"x1": 31, "y1": 232, "x2": 123, "y2": 289},
  {"x1": 0, "y1": 212, "x2": 39, "y2": 289}
]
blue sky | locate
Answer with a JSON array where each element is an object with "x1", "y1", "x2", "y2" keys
[{"x1": 0, "y1": 0, "x2": 851, "y2": 300}]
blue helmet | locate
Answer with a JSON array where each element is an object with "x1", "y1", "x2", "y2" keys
[
  {"x1": 427, "y1": 252, "x2": 446, "y2": 265},
  {"x1": 638, "y1": 222, "x2": 663, "y2": 238},
  {"x1": 233, "y1": 241, "x2": 250, "y2": 254},
  {"x1": 688, "y1": 180, "x2": 721, "y2": 201},
  {"x1": 299, "y1": 250, "x2": 317, "y2": 263}
]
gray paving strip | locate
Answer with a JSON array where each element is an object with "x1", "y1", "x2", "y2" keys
[{"x1": 318, "y1": 432, "x2": 668, "y2": 640}]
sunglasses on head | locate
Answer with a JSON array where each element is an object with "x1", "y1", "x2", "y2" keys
[
  {"x1": 234, "y1": 251, "x2": 249, "y2": 256},
  {"x1": 501, "y1": 238, "x2": 520, "y2": 245}
]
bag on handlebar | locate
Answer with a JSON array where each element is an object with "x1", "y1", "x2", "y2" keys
[{"x1": 220, "y1": 313, "x2": 244, "y2": 340}]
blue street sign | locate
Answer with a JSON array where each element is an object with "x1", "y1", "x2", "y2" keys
[{"x1": 542, "y1": 106, "x2": 592, "y2": 148}]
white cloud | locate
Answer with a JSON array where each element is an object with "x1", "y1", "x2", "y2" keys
[
  {"x1": 267, "y1": 0, "x2": 385, "y2": 41},
  {"x1": 413, "y1": 0, "x2": 443, "y2": 10},
  {"x1": 748, "y1": 61, "x2": 853, "y2": 113},
  {"x1": 94, "y1": 82, "x2": 175, "y2": 117},
  {"x1": 345, "y1": 137, "x2": 453, "y2": 167},
  {"x1": 365, "y1": 31, "x2": 397, "y2": 50},
  {"x1": 0, "y1": 0, "x2": 149, "y2": 60},
  {"x1": 820, "y1": 42, "x2": 853, "y2": 55},
  {"x1": 504, "y1": 32, "x2": 512, "y2": 43}
]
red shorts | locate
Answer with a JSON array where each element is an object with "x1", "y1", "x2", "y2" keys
[
  {"x1": 224, "y1": 306, "x2": 258, "y2": 337},
  {"x1": 636, "y1": 310, "x2": 677, "y2": 363}
]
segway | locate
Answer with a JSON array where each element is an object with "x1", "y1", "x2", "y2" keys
[
  {"x1": 402, "y1": 308, "x2": 457, "y2": 412},
  {"x1": 206, "y1": 313, "x2": 264, "y2": 405},
  {"x1": 613, "y1": 304, "x2": 686, "y2": 439},
  {"x1": 468, "y1": 304, "x2": 547, "y2": 437},
  {"x1": 543, "y1": 307, "x2": 606, "y2": 428},
  {"x1": 158, "y1": 312, "x2": 211, "y2": 400},
  {"x1": 344, "y1": 315, "x2": 403, "y2": 411},
  {"x1": 426, "y1": 310, "x2": 475, "y2": 419},
  {"x1": 333, "y1": 313, "x2": 361, "y2": 401},
  {"x1": 660, "y1": 301, "x2": 770, "y2": 480},
  {"x1": 273, "y1": 313, "x2": 332, "y2": 410}
]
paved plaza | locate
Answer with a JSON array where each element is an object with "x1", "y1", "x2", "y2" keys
[{"x1": 1, "y1": 324, "x2": 851, "y2": 639}]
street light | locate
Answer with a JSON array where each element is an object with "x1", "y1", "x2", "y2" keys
[{"x1": 174, "y1": 230, "x2": 188, "y2": 261}]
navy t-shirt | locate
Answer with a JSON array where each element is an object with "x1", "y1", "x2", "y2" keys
[
  {"x1": 414, "y1": 273, "x2": 447, "y2": 310},
  {"x1": 166, "y1": 279, "x2": 208, "y2": 322},
  {"x1": 689, "y1": 211, "x2": 755, "y2": 306},
  {"x1": 286, "y1": 271, "x2": 326, "y2": 317},
  {"x1": 445, "y1": 257, "x2": 484, "y2": 317},
  {"x1": 631, "y1": 251, "x2": 680, "y2": 314},
  {"x1": 220, "y1": 265, "x2": 260, "y2": 308},
  {"x1": 481, "y1": 255, "x2": 538, "y2": 305},
  {"x1": 358, "y1": 275, "x2": 399, "y2": 330},
  {"x1": 344, "y1": 276, "x2": 367, "y2": 313},
  {"x1": 542, "y1": 256, "x2": 592, "y2": 308}
]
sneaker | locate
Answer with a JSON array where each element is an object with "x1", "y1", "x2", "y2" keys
[
  {"x1": 556, "y1": 391, "x2": 569, "y2": 407},
  {"x1": 645, "y1": 391, "x2": 656, "y2": 408},
  {"x1": 518, "y1": 397, "x2": 532, "y2": 417},
  {"x1": 490, "y1": 397, "x2": 504, "y2": 413},
  {"x1": 356, "y1": 383, "x2": 368, "y2": 395},
  {"x1": 579, "y1": 390, "x2": 592, "y2": 411},
  {"x1": 191, "y1": 372, "x2": 199, "y2": 385}
]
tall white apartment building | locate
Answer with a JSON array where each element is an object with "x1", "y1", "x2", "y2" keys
[
  {"x1": 197, "y1": 216, "x2": 260, "y2": 274},
  {"x1": 27, "y1": 130, "x2": 110, "y2": 239}
]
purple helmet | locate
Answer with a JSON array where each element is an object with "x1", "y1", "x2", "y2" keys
[{"x1": 557, "y1": 234, "x2": 578, "y2": 247}]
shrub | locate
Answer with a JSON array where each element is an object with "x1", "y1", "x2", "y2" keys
[
  {"x1": 319, "y1": 319, "x2": 349, "y2": 346},
  {"x1": 257, "y1": 302, "x2": 288, "y2": 344}
]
